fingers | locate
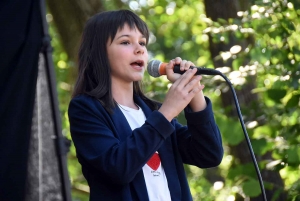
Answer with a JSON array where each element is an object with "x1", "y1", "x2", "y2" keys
[
  {"x1": 165, "y1": 59, "x2": 175, "y2": 71},
  {"x1": 165, "y1": 59, "x2": 179, "y2": 83},
  {"x1": 183, "y1": 75, "x2": 204, "y2": 98},
  {"x1": 159, "y1": 61, "x2": 205, "y2": 120},
  {"x1": 174, "y1": 67, "x2": 200, "y2": 88},
  {"x1": 160, "y1": 70, "x2": 204, "y2": 120},
  {"x1": 187, "y1": 80, "x2": 205, "y2": 97},
  {"x1": 166, "y1": 57, "x2": 198, "y2": 83},
  {"x1": 180, "y1": 60, "x2": 195, "y2": 72},
  {"x1": 169, "y1": 69, "x2": 203, "y2": 103},
  {"x1": 160, "y1": 57, "x2": 206, "y2": 120},
  {"x1": 173, "y1": 57, "x2": 195, "y2": 72}
]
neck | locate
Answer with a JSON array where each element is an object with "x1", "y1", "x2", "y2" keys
[{"x1": 112, "y1": 81, "x2": 138, "y2": 109}]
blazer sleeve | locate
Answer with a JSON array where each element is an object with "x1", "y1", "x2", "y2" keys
[
  {"x1": 175, "y1": 97, "x2": 223, "y2": 168},
  {"x1": 68, "y1": 95, "x2": 175, "y2": 185}
]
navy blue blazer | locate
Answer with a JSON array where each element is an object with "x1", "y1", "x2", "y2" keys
[{"x1": 68, "y1": 94, "x2": 223, "y2": 201}]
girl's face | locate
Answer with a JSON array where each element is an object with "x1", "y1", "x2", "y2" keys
[{"x1": 107, "y1": 23, "x2": 148, "y2": 85}]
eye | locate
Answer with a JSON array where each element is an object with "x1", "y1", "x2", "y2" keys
[
  {"x1": 139, "y1": 41, "x2": 146, "y2": 46},
  {"x1": 121, "y1": 41, "x2": 130, "y2": 45}
]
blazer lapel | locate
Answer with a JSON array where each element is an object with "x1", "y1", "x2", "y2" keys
[
  {"x1": 111, "y1": 96, "x2": 180, "y2": 200},
  {"x1": 130, "y1": 171, "x2": 149, "y2": 201},
  {"x1": 136, "y1": 95, "x2": 182, "y2": 200},
  {"x1": 133, "y1": 95, "x2": 152, "y2": 118},
  {"x1": 110, "y1": 96, "x2": 150, "y2": 200},
  {"x1": 158, "y1": 138, "x2": 182, "y2": 201},
  {"x1": 110, "y1": 105, "x2": 132, "y2": 142},
  {"x1": 110, "y1": 95, "x2": 151, "y2": 142}
]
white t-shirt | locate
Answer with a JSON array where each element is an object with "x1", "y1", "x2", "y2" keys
[{"x1": 118, "y1": 104, "x2": 172, "y2": 201}]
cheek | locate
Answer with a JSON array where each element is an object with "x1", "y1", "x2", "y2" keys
[
  {"x1": 108, "y1": 58, "x2": 123, "y2": 77},
  {"x1": 109, "y1": 64, "x2": 119, "y2": 78},
  {"x1": 107, "y1": 50, "x2": 119, "y2": 69},
  {"x1": 144, "y1": 48, "x2": 149, "y2": 58},
  {"x1": 109, "y1": 60, "x2": 118, "y2": 73}
]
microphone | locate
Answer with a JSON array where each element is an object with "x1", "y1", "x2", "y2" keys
[{"x1": 147, "y1": 60, "x2": 221, "y2": 77}]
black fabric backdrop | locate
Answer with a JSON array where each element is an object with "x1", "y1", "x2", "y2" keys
[{"x1": 0, "y1": 0, "x2": 43, "y2": 200}]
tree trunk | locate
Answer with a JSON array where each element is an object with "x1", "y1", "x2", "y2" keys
[
  {"x1": 203, "y1": 0, "x2": 286, "y2": 200},
  {"x1": 46, "y1": 0, "x2": 105, "y2": 61}
]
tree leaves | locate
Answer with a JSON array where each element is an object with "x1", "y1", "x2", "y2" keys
[
  {"x1": 266, "y1": 89, "x2": 287, "y2": 103},
  {"x1": 242, "y1": 179, "x2": 262, "y2": 197},
  {"x1": 286, "y1": 146, "x2": 300, "y2": 165},
  {"x1": 216, "y1": 115, "x2": 245, "y2": 146}
]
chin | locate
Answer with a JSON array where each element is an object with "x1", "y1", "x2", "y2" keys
[
  {"x1": 133, "y1": 77, "x2": 143, "y2": 81},
  {"x1": 132, "y1": 73, "x2": 144, "y2": 81}
]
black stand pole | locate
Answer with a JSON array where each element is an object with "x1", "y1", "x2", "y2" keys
[
  {"x1": 209, "y1": 69, "x2": 267, "y2": 201},
  {"x1": 39, "y1": 0, "x2": 72, "y2": 200}
]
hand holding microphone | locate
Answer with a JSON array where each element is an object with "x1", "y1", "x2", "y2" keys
[
  {"x1": 147, "y1": 59, "x2": 220, "y2": 78},
  {"x1": 165, "y1": 58, "x2": 196, "y2": 83},
  {"x1": 152, "y1": 58, "x2": 207, "y2": 121}
]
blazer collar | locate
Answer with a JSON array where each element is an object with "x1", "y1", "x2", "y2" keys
[{"x1": 110, "y1": 95, "x2": 152, "y2": 141}]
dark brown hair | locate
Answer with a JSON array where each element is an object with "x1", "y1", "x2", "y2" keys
[{"x1": 73, "y1": 9, "x2": 158, "y2": 113}]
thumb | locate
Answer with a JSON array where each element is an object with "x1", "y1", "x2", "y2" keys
[{"x1": 165, "y1": 60, "x2": 175, "y2": 75}]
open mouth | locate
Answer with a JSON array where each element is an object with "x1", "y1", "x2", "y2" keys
[{"x1": 131, "y1": 60, "x2": 144, "y2": 67}]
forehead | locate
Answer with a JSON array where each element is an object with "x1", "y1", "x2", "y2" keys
[
  {"x1": 116, "y1": 24, "x2": 143, "y2": 35},
  {"x1": 109, "y1": 24, "x2": 145, "y2": 44}
]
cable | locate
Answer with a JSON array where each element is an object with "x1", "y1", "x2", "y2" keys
[{"x1": 211, "y1": 69, "x2": 267, "y2": 201}]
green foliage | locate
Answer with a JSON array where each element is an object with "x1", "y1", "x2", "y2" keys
[
  {"x1": 202, "y1": 0, "x2": 300, "y2": 199},
  {"x1": 242, "y1": 179, "x2": 261, "y2": 197},
  {"x1": 215, "y1": 114, "x2": 245, "y2": 146}
]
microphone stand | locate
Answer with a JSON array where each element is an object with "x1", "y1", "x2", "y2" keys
[
  {"x1": 209, "y1": 69, "x2": 267, "y2": 201},
  {"x1": 39, "y1": 0, "x2": 72, "y2": 200}
]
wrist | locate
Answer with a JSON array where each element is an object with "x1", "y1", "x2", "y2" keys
[
  {"x1": 158, "y1": 107, "x2": 174, "y2": 122},
  {"x1": 189, "y1": 92, "x2": 206, "y2": 112}
]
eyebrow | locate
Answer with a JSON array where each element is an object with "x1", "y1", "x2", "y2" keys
[{"x1": 116, "y1": 34, "x2": 146, "y2": 40}]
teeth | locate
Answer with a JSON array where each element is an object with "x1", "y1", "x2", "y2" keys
[{"x1": 132, "y1": 61, "x2": 143, "y2": 66}]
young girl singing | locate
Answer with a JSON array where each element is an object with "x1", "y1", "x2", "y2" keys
[{"x1": 68, "y1": 9, "x2": 223, "y2": 201}]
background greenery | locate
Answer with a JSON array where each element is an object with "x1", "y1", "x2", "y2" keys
[{"x1": 47, "y1": 0, "x2": 300, "y2": 200}]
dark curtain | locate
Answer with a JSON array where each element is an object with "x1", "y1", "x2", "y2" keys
[{"x1": 0, "y1": 0, "x2": 42, "y2": 200}]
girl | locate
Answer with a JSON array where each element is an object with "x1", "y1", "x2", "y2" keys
[{"x1": 68, "y1": 9, "x2": 223, "y2": 201}]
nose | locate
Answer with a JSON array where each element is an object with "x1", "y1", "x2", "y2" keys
[{"x1": 134, "y1": 44, "x2": 144, "y2": 55}]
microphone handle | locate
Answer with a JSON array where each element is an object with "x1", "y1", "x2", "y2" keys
[{"x1": 173, "y1": 65, "x2": 220, "y2": 76}]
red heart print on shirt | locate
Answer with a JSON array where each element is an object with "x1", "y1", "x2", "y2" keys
[{"x1": 147, "y1": 152, "x2": 161, "y2": 171}]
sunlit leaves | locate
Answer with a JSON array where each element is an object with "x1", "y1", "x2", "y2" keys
[
  {"x1": 286, "y1": 146, "x2": 300, "y2": 165},
  {"x1": 286, "y1": 94, "x2": 300, "y2": 108},
  {"x1": 242, "y1": 179, "x2": 262, "y2": 197},
  {"x1": 200, "y1": 0, "x2": 300, "y2": 199},
  {"x1": 251, "y1": 138, "x2": 269, "y2": 155},
  {"x1": 227, "y1": 163, "x2": 257, "y2": 181},
  {"x1": 266, "y1": 89, "x2": 287, "y2": 103},
  {"x1": 215, "y1": 115, "x2": 244, "y2": 146}
]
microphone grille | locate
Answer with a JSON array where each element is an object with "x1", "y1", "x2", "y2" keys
[{"x1": 147, "y1": 60, "x2": 161, "y2": 77}]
